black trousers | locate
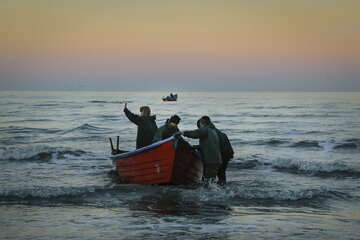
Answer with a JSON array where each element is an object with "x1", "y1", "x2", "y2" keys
[
  {"x1": 217, "y1": 158, "x2": 230, "y2": 184},
  {"x1": 203, "y1": 164, "x2": 220, "y2": 184}
]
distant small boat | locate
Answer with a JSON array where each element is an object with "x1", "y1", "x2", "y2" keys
[
  {"x1": 162, "y1": 93, "x2": 178, "y2": 101},
  {"x1": 109, "y1": 136, "x2": 203, "y2": 185}
]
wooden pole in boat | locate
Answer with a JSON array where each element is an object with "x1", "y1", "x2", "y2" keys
[
  {"x1": 109, "y1": 137, "x2": 114, "y2": 151},
  {"x1": 116, "y1": 136, "x2": 120, "y2": 152}
]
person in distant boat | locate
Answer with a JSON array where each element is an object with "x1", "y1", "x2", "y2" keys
[
  {"x1": 170, "y1": 93, "x2": 174, "y2": 99},
  {"x1": 153, "y1": 115, "x2": 181, "y2": 142},
  {"x1": 123, "y1": 102, "x2": 158, "y2": 149},
  {"x1": 180, "y1": 116, "x2": 222, "y2": 184}
]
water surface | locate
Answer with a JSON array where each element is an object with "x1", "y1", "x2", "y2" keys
[{"x1": 1, "y1": 91, "x2": 359, "y2": 239}]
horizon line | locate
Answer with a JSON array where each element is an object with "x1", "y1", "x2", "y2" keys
[{"x1": 1, "y1": 90, "x2": 360, "y2": 93}]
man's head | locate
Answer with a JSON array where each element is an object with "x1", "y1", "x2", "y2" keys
[
  {"x1": 199, "y1": 116, "x2": 211, "y2": 126},
  {"x1": 140, "y1": 106, "x2": 151, "y2": 116},
  {"x1": 169, "y1": 115, "x2": 181, "y2": 127}
]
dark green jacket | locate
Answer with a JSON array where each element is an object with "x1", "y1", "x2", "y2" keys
[
  {"x1": 183, "y1": 122, "x2": 222, "y2": 165},
  {"x1": 124, "y1": 108, "x2": 157, "y2": 149},
  {"x1": 153, "y1": 119, "x2": 180, "y2": 142},
  {"x1": 215, "y1": 128, "x2": 234, "y2": 161}
]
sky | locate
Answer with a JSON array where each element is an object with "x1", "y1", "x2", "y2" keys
[{"x1": 0, "y1": 0, "x2": 359, "y2": 91}]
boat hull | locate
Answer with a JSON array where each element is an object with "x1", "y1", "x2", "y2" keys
[{"x1": 110, "y1": 137, "x2": 203, "y2": 185}]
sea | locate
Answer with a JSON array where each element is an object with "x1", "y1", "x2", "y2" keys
[{"x1": 0, "y1": 91, "x2": 359, "y2": 240}]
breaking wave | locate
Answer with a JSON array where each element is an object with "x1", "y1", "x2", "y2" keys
[
  {"x1": 181, "y1": 185, "x2": 333, "y2": 202},
  {"x1": 270, "y1": 159, "x2": 360, "y2": 177},
  {"x1": 233, "y1": 157, "x2": 360, "y2": 177},
  {"x1": 291, "y1": 140, "x2": 321, "y2": 148},
  {"x1": 319, "y1": 139, "x2": 360, "y2": 151},
  {"x1": 0, "y1": 126, "x2": 62, "y2": 134},
  {"x1": 0, "y1": 183, "x2": 351, "y2": 204},
  {"x1": 0, "y1": 145, "x2": 87, "y2": 161},
  {"x1": 62, "y1": 123, "x2": 110, "y2": 134},
  {"x1": 0, "y1": 185, "x2": 113, "y2": 200},
  {"x1": 248, "y1": 138, "x2": 359, "y2": 151}
]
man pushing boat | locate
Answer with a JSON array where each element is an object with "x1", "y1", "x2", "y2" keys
[
  {"x1": 180, "y1": 116, "x2": 222, "y2": 184},
  {"x1": 153, "y1": 115, "x2": 181, "y2": 142}
]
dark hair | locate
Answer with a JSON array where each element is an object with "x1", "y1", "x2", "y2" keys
[
  {"x1": 169, "y1": 115, "x2": 181, "y2": 124},
  {"x1": 200, "y1": 116, "x2": 211, "y2": 125}
]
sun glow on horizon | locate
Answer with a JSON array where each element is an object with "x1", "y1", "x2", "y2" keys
[{"x1": 0, "y1": 0, "x2": 359, "y2": 91}]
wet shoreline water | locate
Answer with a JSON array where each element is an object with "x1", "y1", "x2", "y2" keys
[{"x1": 0, "y1": 91, "x2": 359, "y2": 239}]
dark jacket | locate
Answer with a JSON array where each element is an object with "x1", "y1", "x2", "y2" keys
[
  {"x1": 153, "y1": 119, "x2": 180, "y2": 142},
  {"x1": 215, "y1": 129, "x2": 234, "y2": 161},
  {"x1": 124, "y1": 107, "x2": 157, "y2": 149},
  {"x1": 183, "y1": 122, "x2": 222, "y2": 165}
]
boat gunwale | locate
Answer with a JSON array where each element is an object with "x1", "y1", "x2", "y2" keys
[{"x1": 110, "y1": 136, "x2": 201, "y2": 160}]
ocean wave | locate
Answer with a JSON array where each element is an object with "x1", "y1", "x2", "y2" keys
[
  {"x1": 58, "y1": 135, "x2": 108, "y2": 143},
  {"x1": 305, "y1": 130, "x2": 323, "y2": 134},
  {"x1": 263, "y1": 139, "x2": 287, "y2": 145},
  {"x1": 211, "y1": 114, "x2": 241, "y2": 119},
  {"x1": 233, "y1": 157, "x2": 360, "y2": 177},
  {"x1": 242, "y1": 139, "x2": 287, "y2": 146},
  {"x1": 0, "y1": 185, "x2": 108, "y2": 199},
  {"x1": 18, "y1": 118, "x2": 55, "y2": 123},
  {"x1": 290, "y1": 140, "x2": 321, "y2": 148},
  {"x1": 0, "y1": 146, "x2": 87, "y2": 161},
  {"x1": 90, "y1": 100, "x2": 132, "y2": 104},
  {"x1": 62, "y1": 123, "x2": 109, "y2": 134},
  {"x1": 240, "y1": 112, "x2": 341, "y2": 119},
  {"x1": 271, "y1": 159, "x2": 360, "y2": 177},
  {"x1": 1, "y1": 177, "x2": 357, "y2": 208},
  {"x1": 319, "y1": 139, "x2": 360, "y2": 151},
  {"x1": 231, "y1": 187, "x2": 331, "y2": 201},
  {"x1": 294, "y1": 138, "x2": 360, "y2": 151},
  {"x1": 230, "y1": 159, "x2": 260, "y2": 169},
  {"x1": 251, "y1": 106, "x2": 301, "y2": 110},
  {"x1": 248, "y1": 138, "x2": 294, "y2": 147},
  {"x1": 0, "y1": 126, "x2": 62, "y2": 134},
  {"x1": 180, "y1": 184, "x2": 342, "y2": 202},
  {"x1": 244, "y1": 138, "x2": 359, "y2": 151},
  {"x1": 33, "y1": 103, "x2": 60, "y2": 107},
  {"x1": 0, "y1": 183, "x2": 347, "y2": 204},
  {"x1": 95, "y1": 114, "x2": 119, "y2": 119}
]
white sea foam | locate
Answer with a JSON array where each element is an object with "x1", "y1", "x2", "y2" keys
[
  {"x1": 235, "y1": 151, "x2": 360, "y2": 174},
  {"x1": 0, "y1": 185, "x2": 113, "y2": 199},
  {"x1": 0, "y1": 145, "x2": 89, "y2": 161},
  {"x1": 0, "y1": 145, "x2": 54, "y2": 161},
  {"x1": 271, "y1": 158, "x2": 359, "y2": 173},
  {"x1": 179, "y1": 183, "x2": 331, "y2": 202},
  {"x1": 318, "y1": 138, "x2": 359, "y2": 152}
]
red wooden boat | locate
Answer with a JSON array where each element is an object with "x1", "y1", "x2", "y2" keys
[{"x1": 110, "y1": 136, "x2": 203, "y2": 185}]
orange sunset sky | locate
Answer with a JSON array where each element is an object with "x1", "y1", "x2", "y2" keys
[{"x1": 0, "y1": 0, "x2": 359, "y2": 91}]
